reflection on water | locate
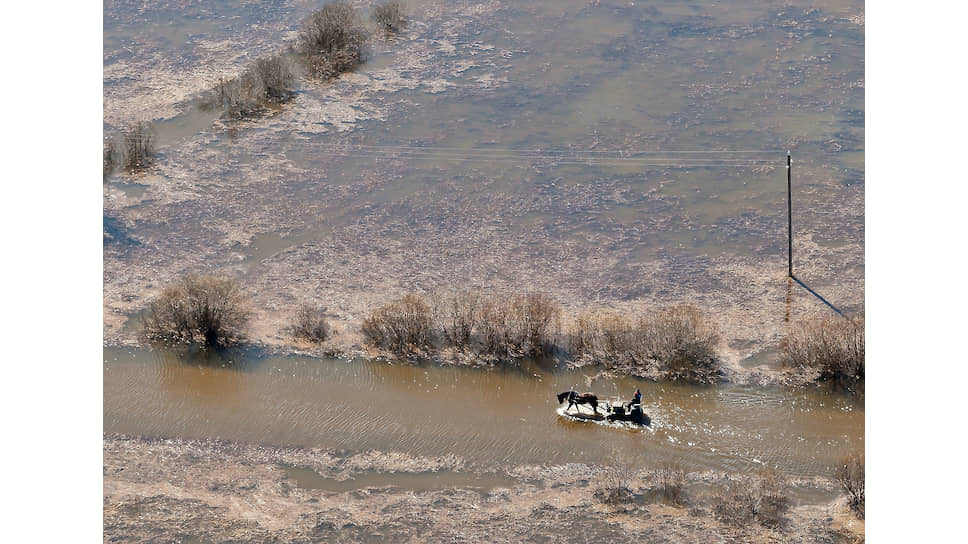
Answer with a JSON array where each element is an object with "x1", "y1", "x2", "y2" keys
[{"x1": 105, "y1": 346, "x2": 863, "y2": 478}]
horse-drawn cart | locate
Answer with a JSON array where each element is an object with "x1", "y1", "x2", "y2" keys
[{"x1": 556, "y1": 391, "x2": 649, "y2": 426}]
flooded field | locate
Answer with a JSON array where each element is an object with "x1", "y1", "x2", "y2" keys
[
  {"x1": 102, "y1": 2, "x2": 865, "y2": 540},
  {"x1": 103, "y1": 0, "x2": 864, "y2": 369},
  {"x1": 104, "y1": 346, "x2": 863, "y2": 479}
]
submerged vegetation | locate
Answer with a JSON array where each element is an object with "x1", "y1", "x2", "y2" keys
[
  {"x1": 142, "y1": 273, "x2": 250, "y2": 348},
  {"x1": 103, "y1": 121, "x2": 155, "y2": 177},
  {"x1": 781, "y1": 315, "x2": 865, "y2": 388}
]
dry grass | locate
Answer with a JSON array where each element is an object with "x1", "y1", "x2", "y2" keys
[
  {"x1": 838, "y1": 452, "x2": 864, "y2": 519},
  {"x1": 372, "y1": 1, "x2": 407, "y2": 33},
  {"x1": 361, "y1": 293, "x2": 433, "y2": 356},
  {"x1": 203, "y1": 54, "x2": 296, "y2": 119},
  {"x1": 712, "y1": 472, "x2": 790, "y2": 528},
  {"x1": 297, "y1": 3, "x2": 369, "y2": 79},
  {"x1": 142, "y1": 273, "x2": 250, "y2": 348},
  {"x1": 570, "y1": 305, "x2": 720, "y2": 383},
  {"x1": 291, "y1": 304, "x2": 330, "y2": 343},
  {"x1": 781, "y1": 315, "x2": 864, "y2": 388}
]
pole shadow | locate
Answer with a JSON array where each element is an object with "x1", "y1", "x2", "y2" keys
[{"x1": 790, "y1": 275, "x2": 847, "y2": 318}]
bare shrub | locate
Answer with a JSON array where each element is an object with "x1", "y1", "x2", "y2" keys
[
  {"x1": 569, "y1": 305, "x2": 720, "y2": 383},
  {"x1": 204, "y1": 54, "x2": 295, "y2": 119},
  {"x1": 650, "y1": 463, "x2": 686, "y2": 505},
  {"x1": 431, "y1": 290, "x2": 481, "y2": 352},
  {"x1": 372, "y1": 1, "x2": 407, "y2": 33},
  {"x1": 713, "y1": 472, "x2": 790, "y2": 528},
  {"x1": 640, "y1": 305, "x2": 720, "y2": 382},
  {"x1": 781, "y1": 315, "x2": 865, "y2": 387},
  {"x1": 838, "y1": 452, "x2": 864, "y2": 519},
  {"x1": 475, "y1": 293, "x2": 561, "y2": 358},
  {"x1": 291, "y1": 304, "x2": 330, "y2": 343},
  {"x1": 142, "y1": 272, "x2": 250, "y2": 348},
  {"x1": 476, "y1": 296, "x2": 506, "y2": 356},
  {"x1": 253, "y1": 54, "x2": 296, "y2": 101},
  {"x1": 361, "y1": 294, "x2": 432, "y2": 356},
  {"x1": 570, "y1": 311, "x2": 637, "y2": 365},
  {"x1": 595, "y1": 463, "x2": 637, "y2": 505},
  {"x1": 297, "y1": 3, "x2": 369, "y2": 79}
]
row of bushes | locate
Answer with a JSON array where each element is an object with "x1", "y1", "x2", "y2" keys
[
  {"x1": 105, "y1": 2, "x2": 408, "y2": 175},
  {"x1": 199, "y1": 1, "x2": 406, "y2": 120},
  {"x1": 361, "y1": 291, "x2": 721, "y2": 381},
  {"x1": 138, "y1": 272, "x2": 865, "y2": 389},
  {"x1": 362, "y1": 291, "x2": 562, "y2": 359}
]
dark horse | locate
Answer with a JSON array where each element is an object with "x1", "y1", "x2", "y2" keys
[{"x1": 557, "y1": 391, "x2": 599, "y2": 414}]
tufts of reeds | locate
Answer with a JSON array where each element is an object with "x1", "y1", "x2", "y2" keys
[
  {"x1": 142, "y1": 272, "x2": 250, "y2": 348},
  {"x1": 104, "y1": 121, "x2": 155, "y2": 176}
]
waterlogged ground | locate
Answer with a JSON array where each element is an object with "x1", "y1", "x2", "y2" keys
[
  {"x1": 104, "y1": 433, "x2": 864, "y2": 544},
  {"x1": 103, "y1": 0, "x2": 864, "y2": 372}
]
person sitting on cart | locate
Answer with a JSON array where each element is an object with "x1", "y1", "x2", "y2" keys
[{"x1": 626, "y1": 388, "x2": 641, "y2": 411}]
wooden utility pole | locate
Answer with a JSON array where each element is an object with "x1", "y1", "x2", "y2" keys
[{"x1": 787, "y1": 152, "x2": 793, "y2": 277}]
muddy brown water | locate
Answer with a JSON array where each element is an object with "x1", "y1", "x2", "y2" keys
[{"x1": 104, "y1": 346, "x2": 862, "y2": 479}]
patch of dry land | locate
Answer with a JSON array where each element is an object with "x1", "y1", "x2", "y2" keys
[{"x1": 104, "y1": 434, "x2": 864, "y2": 543}]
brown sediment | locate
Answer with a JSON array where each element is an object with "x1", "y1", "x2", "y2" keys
[{"x1": 103, "y1": 433, "x2": 864, "y2": 543}]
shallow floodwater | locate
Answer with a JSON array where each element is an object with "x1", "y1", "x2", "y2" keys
[
  {"x1": 104, "y1": 346, "x2": 863, "y2": 479},
  {"x1": 104, "y1": 0, "x2": 864, "y2": 269}
]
